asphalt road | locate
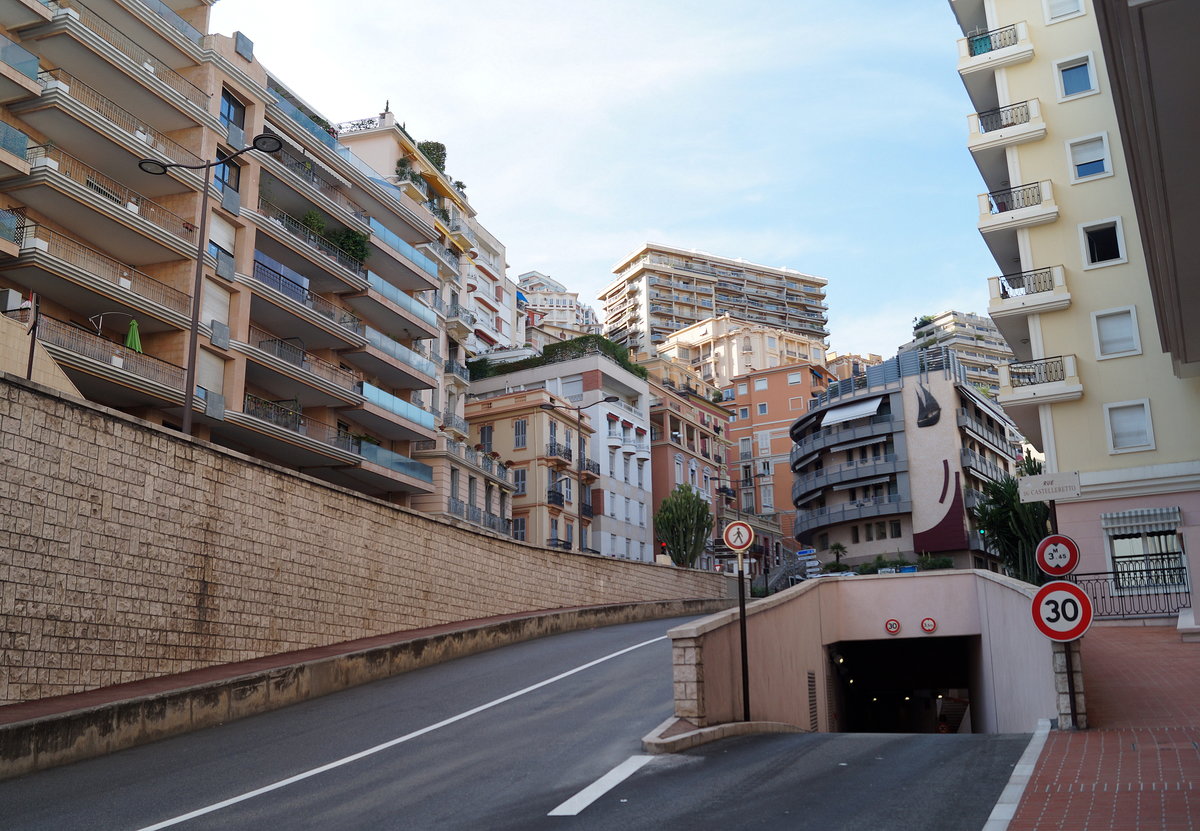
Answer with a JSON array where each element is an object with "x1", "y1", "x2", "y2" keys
[{"x1": 0, "y1": 616, "x2": 1029, "y2": 830}]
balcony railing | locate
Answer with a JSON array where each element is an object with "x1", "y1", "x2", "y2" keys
[
  {"x1": 39, "y1": 69, "x2": 202, "y2": 167},
  {"x1": 444, "y1": 359, "x2": 469, "y2": 382},
  {"x1": 546, "y1": 489, "x2": 565, "y2": 507},
  {"x1": 243, "y1": 393, "x2": 354, "y2": 449},
  {"x1": 251, "y1": 260, "x2": 364, "y2": 335},
  {"x1": 447, "y1": 303, "x2": 476, "y2": 327},
  {"x1": 10, "y1": 309, "x2": 184, "y2": 388},
  {"x1": 256, "y1": 199, "x2": 366, "y2": 277},
  {"x1": 467, "y1": 505, "x2": 483, "y2": 524},
  {"x1": 137, "y1": 0, "x2": 203, "y2": 44},
  {"x1": 1008, "y1": 356, "x2": 1066, "y2": 387},
  {"x1": 424, "y1": 242, "x2": 460, "y2": 274},
  {"x1": 1069, "y1": 559, "x2": 1189, "y2": 618},
  {"x1": 581, "y1": 503, "x2": 594, "y2": 518},
  {"x1": 581, "y1": 458, "x2": 601, "y2": 476},
  {"x1": 268, "y1": 89, "x2": 339, "y2": 151},
  {"x1": 58, "y1": 0, "x2": 208, "y2": 107},
  {"x1": 368, "y1": 217, "x2": 438, "y2": 278},
  {"x1": 967, "y1": 24, "x2": 1018, "y2": 57},
  {"x1": 273, "y1": 145, "x2": 366, "y2": 218},
  {"x1": 19, "y1": 224, "x2": 190, "y2": 314},
  {"x1": 483, "y1": 513, "x2": 511, "y2": 534},
  {"x1": 357, "y1": 442, "x2": 433, "y2": 483},
  {"x1": 441, "y1": 410, "x2": 468, "y2": 434},
  {"x1": 365, "y1": 271, "x2": 437, "y2": 329},
  {"x1": 0, "y1": 118, "x2": 28, "y2": 159},
  {"x1": 546, "y1": 538, "x2": 572, "y2": 551},
  {"x1": 0, "y1": 31, "x2": 39, "y2": 82},
  {"x1": 960, "y1": 448, "x2": 1008, "y2": 482},
  {"x1": 360, "y1": 382, "x2": 437, "y2": 430},
  {"x1": 986, "y1": 182, "x2": 1043, "y2": 214},
  {"x1": 27, "y1": 145, "x2": 197, "y2": 243},
  {"x1": 976, "y1": 100, "x2": 1032, "y2": 133},
  {"x1": 546, "y1": 442, "x2": 573, "y2": 462},
  {"x1": 364, "y1": 326, "x2": 437, "y2": 377},
  {"x1": 446, "y1": 496, "x2": 466, "y2": 518},
  {"x1": 248, "y1": 325, "x2": 361, "y2": 391},
  {"x1": 996, "y1": 267, "x2": 1055, "y2": 298},
  {"x1": 396, "y1": 170, "x2": 429, "y2": 199}
]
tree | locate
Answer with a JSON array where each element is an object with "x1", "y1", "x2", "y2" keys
[
  {"x1": 828, "y1": 542, "x2": 847, "y2": 569},
  {"x1": 654, "y1": 485, "x2": 714, "y2": 567},
  {"x1": 971, "y1": 456, "x2": 1051, "y2": 584},
  {"x1": 417, "y1": 140, "x2": 447, "y2": 172}
]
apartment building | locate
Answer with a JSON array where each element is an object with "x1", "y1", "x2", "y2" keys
[
  {"x1": 600, "y1": 242, "x2": 829, "y2": 358},
  {"x1": 898, "y1": 310, "x2": 1014, "y2": 397},
  {"x1": 826, "y1": 351, "x2": 884, "y2": 381},
  {"x1": 724, "y1": 362, "x2": 836, "y2": 560},
  {"x1": 949, "y1": 0, "x2": 1199, "y2": 594},
  {"x1": 790, "y1": 349, "x2": 1017, "y2": 571},
  {"x1": 467, "y1": 342, "x2": 652, "y2": 559},
  {"x1": 0, "y1": 2, "x2": 459, "y2": 504},
  {"x1": 461, "y1": 388, "x2": 594, "y2": 551},
  {"x1": 517, "y1": 270, "x2": 600, "y2": 342},
  {"x1": 641, "y1": 356, "x2": 735, "y2": 571},
  {"x1": 657, "y1": 314, "x2": 828, "y2": 388}
]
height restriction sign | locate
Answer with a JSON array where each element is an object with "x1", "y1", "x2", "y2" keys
[
  {"x1": 1035, "y1": 534, "x2": 1081, "y2": 577},
  {"x1": 1031, "y1": 581, "x2": 1094, "y2": 642}
]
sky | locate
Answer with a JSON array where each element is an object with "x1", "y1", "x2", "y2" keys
[{"x1": 210, "y1": 1, "x2": 995, "y2": 357}]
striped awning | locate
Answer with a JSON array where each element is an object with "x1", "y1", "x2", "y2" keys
[
  {"x1": 820, "y1": 396, "x2": 883, "y2": 427},
  {"x1": 833, "y1": 475, "x2": 891, "y2": 491},
  {"x1": 828, "y1": 435, "x2": 889, "y2": 453},
  {"x1": 1100, "y1": 506, "x2": 1181, "y2": 535}
]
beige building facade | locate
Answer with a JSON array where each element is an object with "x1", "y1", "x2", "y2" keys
[
  {"x1": 657, "y1": 314, "x2": 827, "y2": 389},
  {"x1": 899, "y1": 310, "x2": 1014, "y2": 397},
  {"x1": 950, "y1": 0, "x2": 1199, "y2": 594}
]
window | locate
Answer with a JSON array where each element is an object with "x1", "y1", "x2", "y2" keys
[
  {"x1": 213, "y1": 150, "x2": 240, "y2": 194},
  {"x1": 513, "y1": 418, "x2": 527, "y2": 449},
  {"x1": 1044, "y1": 0, "x2": 1084, "y2": 23},
  {"x1": 1101, "y1": 507, "x2": 1184, "y2": 589},
  {"x1": 754, "y1": 378, "x2": 768, "y2": 391},
  {"x1": 479, "y1": 425, "x2": 493, "y2": 453},
  {"x1": 876, "y1": 522, "x2": 886, "y2": 540},
  {"x1": 741, "y1": 338, "x2": 752, "y2": 353},
  {"x1": 674, "y1": 455, "x2": 683, "y2": 484},
  {"x1": 513, "y1": 468, "x2": 526, "y2": 495},
  {"x1": 549, "y1": 518, "x2": 559, "y2": 543},
  {"x1": 722, "y1": 388, "x2": 735, "y2": 401},
  {"x1": 562, "y1": 476, "x2": 573, "y2": 503},
  {"x1": 219, "y1": 89, "x2": 246, "y2": 131},
  {"x1": 564, "y1": 523, "x2": 573, "y2": 546},
  {"x1": 739, "y1": 407, "x2": 749, "y2": 420},
  {"x1": 788, "y1": 372, "x2": 803, "y2": 385},
  {"x1": 1093, "y1": 306, "x2": 1141, "y2": 359},
  {"x1": 851, "y1": 526, "x2": 859, "y2": 544},
  {"x1": 637, "y1": 461, "x2": 645, "y2": 488},
  {"x1": 1104, "y1": 399, "x2": 1154, "y2": 453},
  {"x1": 757, "y1": 403, "x2": 768, "y2": 415},
  {"x1": 512, "y1": 517, "x2": 526, "y2": 541},
  {"x1": 760, "y1": 484, "x2": 773, "y2": 509},
  {"x1": 737, "y1": 382, "x2": 748, "y2": 396},
  {"x1": 767, "y1": 337, "x2": 777, "y2": 349},
  {"x1": 1056, "y1": 55, "x2": 1097, "y2": 99},
  {"x1": 1081, "y1": 218, "x2": 1126, "y2": 268},
  {"x1": 890, "y1": 520, "x2": 902, "y2": 539},
  {"x1": 817, "y1": 533, "x2": 828, "y2": 551},
  {"x1": 739, "y1": 437, "x2": 752, "y2": 459},
  {"x1": 1067, "y1": 135, "x2": 1110, "y2": 182}
]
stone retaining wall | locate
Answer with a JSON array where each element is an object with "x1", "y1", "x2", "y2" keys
[{"x1": 0, "y1": 375, "x2": 732, "y2": 705}]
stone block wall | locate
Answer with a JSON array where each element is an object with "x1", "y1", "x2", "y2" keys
[{"x1": 0, "y1": 375, "x2": 731, "y2": 705}]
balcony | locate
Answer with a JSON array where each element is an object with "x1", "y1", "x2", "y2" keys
[
  {"x1": 545, "y1": 538, "x2": 572, "y2": 551},
  {"x1": 344, "y1": 325, "x2": 437, "y2": 389},
  {"x1": 445, "y1": 302, "x2": 475, "y2": 338},
  {"x1": 10, "y1": 144, "x2": 197, "y2": 263},
  {"x1": 790, "y1": 414, "x2": 900, "y2": 465},
  {"x1": 545, "y1": 441, "x2": 573, "y2": 465},
  {"x1": 367, "y1": 217, "x2": 438, "y2": 289},
  {"x1": 0, "y1": 30, "x2": 41, "y2": 102},
  {"x1": 245, "y1": 259, "x2": 366, "y2": 351},
  {"x1": 988, "y1": 267, "x2": 1070, "y2": 359},
  {"x1": 957, "y1": 21, "x2": 1034, "y2": 76},
  {"x1": 441, "y1": 409, "x2": 468, "y2": 437},
  {"x1": 483, "y1": 513, "x2": 511, "y2": 535},
  {"x1": 0, "y1": 118, "x2": 30, "y2": 179},
  {"x1": 0, "y1": 0, "x2": 53, "y2": 30},
  {"x1": 353, "y1": 442, "x2": 434, "y2": 491},
  {"x1": 955, "y1": 409, "x2": 1012, "y2": 456},
  {"x1": 967, "y1": 99, "x2": 1045, "y2": 155},
  {"x1": 262, "y1": 144, "x2": 367, "y2": 228},
  {"x1": 229, "y1": 392, "x2": 372, "y2": 470},
  {"x1": 339, "y1": 271, "x2": 438, "y2": 341},
  {"x1": 10, "y1": 309, "x2": 187, "y2": 407},
  {"x1": 581, "y1": 458, "x2": 601, "y2": 478},
  {"x1": 792, "y1": 494, "x2": 911, "y2": 537},
  {"x1": 444, "y1": 358, "x2": 470, "y2": 384},
  {"x1": 792, "y1": 453, "x2": 906, "y2": 498},
  {"x1": 959, "y1": 448, "x2": 1009, "y2": 483},
  {"x1": 15, "y1": 68, "x2": 204, "y2": 197},
  {"x1": 253, "y1": 199, "x2": 367, "y2": 291},
  {"x1": 28, "y1": 1, "x2": 210, "y2": 130},
  {"x1": 546, "y1": 489, "x2": 565, "y2": 508},
  {"x1": 581, "y1": 503, "x2": 594, "y2": 519},
  {"x1": 10, "y1": 224, "x2": 191, "y2": 329},
  {"x1": 238, "y1": 325, "x2": 362, "y2": 407},
  {"x1": 977, "y1": 181, "x2": 1057, "y2": 234},
  {"x1": 353, "y1": 381, "x2": 437, "y2": 441},
  {"x1": 421, "y1": 241, "x2": 460, "y2": 278}
]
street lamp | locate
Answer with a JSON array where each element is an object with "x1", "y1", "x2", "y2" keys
[
  {"x1": 138, "y1": 132, "x2": 284, "y2": 435},
  {"x1": 540, "y1": 394, "x2": 620, "y2": 553}
]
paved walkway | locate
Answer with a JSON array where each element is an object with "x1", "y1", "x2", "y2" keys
[{"x1": 1010, "y1": 624, "x2": 1200, "y2": 830}]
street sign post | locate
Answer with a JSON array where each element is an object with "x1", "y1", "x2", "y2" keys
[
  {"x1": 1032, "y1": 581, "x2": 1094, "y2": 642},
  {"x1": 721, "y1": 521, "x2": 754, "y2": 723},
  {"x1": 1019, "y1": 471, "x2": 1081, "y2": 504},
  {"x1": 722, "y1": 521, "x2": 754, "y2": 552},
  {"x1": 1035, "y1": 534, "x2": 1081, "y2": 577}
]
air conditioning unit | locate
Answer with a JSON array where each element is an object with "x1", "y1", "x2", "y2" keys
[{"x1": 0, "y1": 288, "x2": 22, "y2": 312}]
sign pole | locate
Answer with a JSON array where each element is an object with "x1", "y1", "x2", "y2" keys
[
  {"x1": 1063, "y1": 640, "x2": 1078, "y2": 729},
  {"x1": 737, "y1": 548, "x2": 750, "y2": 722}
]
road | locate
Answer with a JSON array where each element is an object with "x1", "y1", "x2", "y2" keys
[{"x1": 0, "y1": 616, "x2": 1028, "y2": 829}]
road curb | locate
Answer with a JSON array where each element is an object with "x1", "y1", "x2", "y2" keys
[
  {"x1": 981, "y1": 718, "x2": 1052, "y2": 831},
  {"x1": 642, "y1": 715, "x2": 806, "y2": 754}
]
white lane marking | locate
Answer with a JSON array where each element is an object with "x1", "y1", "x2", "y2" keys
[
  {"x1": 548, "y1": 755, "x2": 655, "y2": 816},
  {"x1": 135, "y1": 635, "x2": 667, "y2": 831}
]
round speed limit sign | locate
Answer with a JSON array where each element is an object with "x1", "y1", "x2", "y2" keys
[{"x1": 1031, "y1": 581, "x2": 1094, "y2": 642}]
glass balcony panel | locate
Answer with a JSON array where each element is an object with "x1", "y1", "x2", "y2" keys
[
  {"x1": 0, "y1": 31, "x2": 39, "y2": 81},
  {"x1": 367, "y1": 217, "x2": 437, "y2": 278},
  {"x1": 361, "y1": 381, "x2": 436, "y2": 430},
  {"x1": 365, "y1": 271, "x2": 437, "y2": 328},
  {"x1": 357, "y1": 442, "x2": 433, "y2": 483},
  {"x1": 364, "y1": 325, "x2": 437, "y2": 377}
]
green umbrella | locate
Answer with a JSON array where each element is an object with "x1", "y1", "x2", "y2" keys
[{"x1": 124, "y1": 318, "x2": 142, "y2": 353}]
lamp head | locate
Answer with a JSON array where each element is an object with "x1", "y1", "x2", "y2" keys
[
  {"x1": 137, "y1": 159, "x2": 169, "y2": 175},
  {"x1": 251, "y1": 133, "x2": 283, "y2": 154},
  {"x1": 538, "y1": 403, "x2": 557, "y2": 411},
  {"x1": 602, "y1": 395, "x2": 620, "y2": 403}
]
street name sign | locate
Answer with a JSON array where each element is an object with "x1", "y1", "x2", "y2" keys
[
  {"x1": 1018, "y1": 471, "x2": 1081, "y2": 503},
  {"x1": 1035, "y1": 534, "x2": 1081, "y2": 577},
  {"x1": 1031, "y1": 581, "x2": 1094, "y2": 642}
]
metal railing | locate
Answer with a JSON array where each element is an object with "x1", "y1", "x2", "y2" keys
[
  {"x1": 967, "y1": 24, "x2": 1019, "y2": 57},
  {"x1": 956, "y1": 409, "x2": 1011, "y2": 452},
  {"x1": 250, "y1": 260, "x2": 364, "y2": 335},
  {"x1": 467, "y1": 505, "x2": 483, "y2": 524},
  {"x1": 396, "y1": 170, "x2": 430, "y2": 199},
  {"x1": 581, "y1": 459, "x2": 601, "y2": 476},
  {"x1": 425, "y1": 242, "x2": 460, "y2": 274},
  {"x1": 10, "y1": 310, "x2": 185, "y2": 388},
  {"x1": 54, "y1": 0, "x2": 208, "y2": 106},
  {"x1": 996, "y1": 267, "x2": 1055, "y2": 298},
  {"x1": 272, "y1": 145, "x2": 366, "y2": 218},
  {"x1": 546, "y1": 538, "x2": 572, "y2": 551},
  {"x1": 39, "y1": 69, "x2": 202, "y2": 167},
  {"x1": 1069, "y1": 561, "x2": 1190, "y2": 618},
  {"x1": 976, "y1": 100, "x2": 1032, "y2": 133},
  {"x1": 447, "y1": 303, "x2": 476, "y2": 327},
  {"x1": 1008, "y1": 356, "x2": 1066, "y2": 387},
  {"x1": 546, "y1": 489, "x2": 565, "y2": 507},
  {"x1": 444, "y1": 359, "x2": 470, "y2": 382},
  {"x1": 247, "y1": 325, "x2": 361, "y2": 391},
  {"x1": 27, "y1": 145, "x2": 197, "y2": 243},
  {"x1": 987, "y1": 182, "x2": 1043, "y2": 214},
  {"x1": 256, "y1": 199, "x2": 365, "y2": 277},
  {"x1": 19, "y1": 224, "x2": 190, "y2": 314},
  {"x1": 960, "y1": 448, "x2": 1008, "y2": 482},
  {"x1": 243, "y1": 393, "x2": 349, "y2": 447},
  {"x1": 441, "y1": 410, "x2": 468, "y2": 434},
  {"x1": 546, "y1": 442, "x2": 573, "y2": 462},
  {"x1": 581, "y1": 503, "x2": 594, "y2": 518}
]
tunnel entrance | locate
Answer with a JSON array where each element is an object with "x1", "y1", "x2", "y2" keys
[{"x1": 829, "y1": 636, "x2": 979, "y2": 733}]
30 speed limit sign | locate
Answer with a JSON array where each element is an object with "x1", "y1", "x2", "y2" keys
[{"x1": 1031, "y1": 581, "x2": 1094, "y2": 642}]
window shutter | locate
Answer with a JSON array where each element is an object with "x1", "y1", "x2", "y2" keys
[
  {"x1": 197, "y1": 349, "x2": 225, "y2": 395},
  {"x1": 1071, "y1": 138, "x2": 1104, "y2": 167},
  {"x1": 201, "y1": 279, "x2": 230, "y2": 327},
  {"x1": 1049, "y1": 0, "x2": 1081, "y2": 18},
  {"x1": 1096, "y1": 311, "x2": 1136, "y2": 354},
  {"x1": 209, "y1": 213, "x2": 236, "y2": 254},
  {"x1": 1109, "y1": 404, "x2": 1149, "y2": 448}
]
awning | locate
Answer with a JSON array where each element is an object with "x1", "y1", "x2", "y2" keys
[
  {"x1": 833, "y1": 475, "x2": 892, "y2": 491},
  {"x1": 828, "y1": 436, "x2": 888, "y2": 453},
  {"x1": 1100, "y1": 507, "x2": 1181, "y2": 535},
  {"x1": 820, "y1": 396, "x2": 883, "y2": 427}
]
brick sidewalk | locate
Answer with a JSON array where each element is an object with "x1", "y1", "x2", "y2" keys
[{"x1": 1009, "y1": 625, "x2": 1200, "y2": 830}]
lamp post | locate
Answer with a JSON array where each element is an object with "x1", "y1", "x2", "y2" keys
[
  {"x1": 540, "y1": 394, "x2": 620, "y2": 553},
  {"x1": 138, "y1": 133, "x2": 284, "y2": 435}
]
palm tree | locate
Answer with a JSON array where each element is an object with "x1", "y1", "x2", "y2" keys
[
  {"x1": 972, "y1": 457, "x2": 1051, "y2": 584},
  {"x1": 829, "y1": 542, "x2": 848, "y2": 569}
]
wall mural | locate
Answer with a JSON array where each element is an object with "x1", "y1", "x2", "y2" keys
[{"x1": 916, "y1": 383, "x2": 940, "y2": 427}]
